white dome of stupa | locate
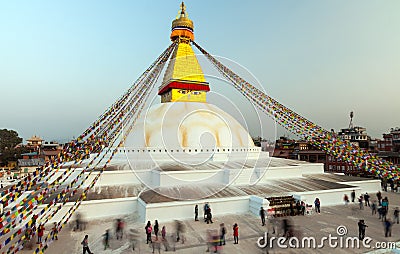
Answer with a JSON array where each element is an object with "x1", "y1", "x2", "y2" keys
[{"x1": 123, "y1": 102, "x2": 255, "y2": 149}]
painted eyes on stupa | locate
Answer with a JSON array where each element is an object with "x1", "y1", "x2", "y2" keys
[{"x1": 177, "y1": 90, "x2": 202, "y2": 95}]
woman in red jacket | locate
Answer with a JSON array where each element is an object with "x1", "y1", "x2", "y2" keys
[{"x1": 233, "y1": 223, "x2": 239, "y2": 244}]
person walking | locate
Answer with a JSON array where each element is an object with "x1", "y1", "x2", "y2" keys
[
  {"x1": 300, "y1": 201, "x2": 305, "y2": 216},
  {"x1": 377, "y1": 191, "x2": 382, "y2": 205},
  {"x1": 204, "y1": 203, "x2": 209, "y2": 221},
  {"x1": 175, "y1": 220, "x2": 185, "y2": 243},
  {"x1": 206, "y1": 207, "x2": 213, "y2": 224},
  {"x1": 384, "y1": 219, "x2": 392, "y2": 237},
  {"x1": 382, "y1": 197, "x2": 389, "y2": 211},
  {"x1": 145, "y1": 221, "x2": 153, "y2": 244},
  {"x1": 37, "y1": 224, "x2": 45, "y2": 244},
  {"x1": 233, "y1": 223, "x2": 239, "y2": 244},
  {"x1": 351, "y1": 190, "x2": 356, "y2": 202},
  {"x1": 195, "y1": 205, "x2": 199, "y2": 221},
  {"x1": 358, "y1": 220, "x2": 368, "y2": 240},
  {"x1": 381, "y1": 206, "x2": 388, "y2": 222},
  {"x1": 161, "y1": 226, "x2": 166, "y2": 241},
  {"x1": 154, "y1": 220, "x2": 159, "y2": 241},
  {"x1": 314, "y1": 198, "x2": 321, "y2": 214},
  {"x1": 51, "y1": 222, "x2": 58, "y2": 241},
  {"x1": 219, "y1": 223, "x2": 226, "y2": 246},
  {"x1": 103, "y1": 229, "x2": 110, "y2": 250},
  {"x1": 394, "y1": 207, "x2": 399, "y2": 224},
  {"x1": 81, "y1": 235, "x2": 94, "y2": 254},
  {"x1": 371, "y1": 201, "x2": 377, "y2": 215},
  {"x1": 364, "y1": 193, "x2": 370, "y2": 207},
  {"x1": 343, "y1": 194, "x2": 349, "y2": 205},
  {"x1": 260, "y1": 207, "x2": 266, "y2": 226},
  {"x1": 359, "y1": 196, "x2": 364, "y2": 210},
  {"x1": 116, "y1": 219, "x2": 124, "y2": 240}
]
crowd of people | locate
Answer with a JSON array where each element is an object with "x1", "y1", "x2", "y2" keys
[
  {"x1": 21, "y1": 187, "x2": 400, "y2": 253},
  {"x1": 346, "y1": 189, "x2": 399, "y2": 240}
]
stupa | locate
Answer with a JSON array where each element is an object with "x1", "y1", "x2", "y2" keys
[{"x1": 53, "y1": 3, "x2": 380, "y2": 223}]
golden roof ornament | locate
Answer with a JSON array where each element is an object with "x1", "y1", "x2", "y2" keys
[{"x1": 170, "y1": 2, "x2": 194, "y2": 41}]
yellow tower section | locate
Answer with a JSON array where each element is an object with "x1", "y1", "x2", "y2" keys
[{"x1": 158, "y1": 2, "x2": 210, "y2": 103}]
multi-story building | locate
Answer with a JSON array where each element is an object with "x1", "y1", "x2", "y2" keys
[
  {"x1": 40, "y1": 141, "x2": 62, "y2": 162},
  {"x1": 272, "y1": 137, "x2": 296, "y2": 160},
  {"x1": 377, "y1": 128, "x2": 400, "y2": 166},
  {"x1": 18, "y1": 138, "x2": 62, "y2": 171},
  {"x1": 272, "y1": 126, "x2": 400, "y2": 175},
  {"x1": 273, "y1": 125, "x2": 374, "y2": 176},
  {"x1": 337, "y1": 126, "x2": 370, "y2": 150},
  {"x1": 273, "y1": 137, "x2": 327, "y2": 166},
  {"x1": 26, "y1": 135, "x2": 43, "y2": 150}
]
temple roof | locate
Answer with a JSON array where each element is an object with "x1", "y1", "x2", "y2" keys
[{"x1": 27, "y1": 135, "x2": 43, "y2": 141}]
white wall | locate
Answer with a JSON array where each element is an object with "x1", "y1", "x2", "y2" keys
[
  {"x1": 293, "y1": 187, "x2": 360, "y2": 206},
  {"x1": 94, "y1": 170, "x2": 150, "y2": 186},
  {"x1": 158, "y1": 170, "x2": 225, "y2": 187},
  {"x1": 338, "y1": 180, "x2": 381, "y2": 203},
  {"x1": 300, "y1": 163, "x2": 325, "y2": 175},
  {"x1": 249, "y1": 196, "x2": 270, "y2": 216},
  {"x1": 142, "y1": 196, "x2": 250, "y2": 223},
  {"x1": 293, "y1": 179, "x2": 380, "y2": 206},
  {"x1": 261, "y1": 166, "x2": 303, "y2": 180},
  {"x1": 137, "y1": 198, "x2": 147, "y2": 223},
  {"x1": 45, "y1": 197, "x2": 138, "y2": 224}
]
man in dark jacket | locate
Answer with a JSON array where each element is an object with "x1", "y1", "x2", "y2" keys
[{"x1": 260, "y1": 207, "x2": 266, "y2": 226}]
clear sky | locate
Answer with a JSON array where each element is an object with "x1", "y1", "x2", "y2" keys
[{"x1": 1, "y1": 1, "x2": 399, "y2": 142}]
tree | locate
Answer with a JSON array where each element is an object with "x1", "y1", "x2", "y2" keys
[{"x1": 0, "y1": 129, "x2": 22, "y2": 152}]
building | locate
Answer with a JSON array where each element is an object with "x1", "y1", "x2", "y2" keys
[
  {"x1": 273, "y1": 127, "x2": 373, "y2": 176},
  {"x1": 273, "y1": 137, "x2": 327, "y2": 165},
  {"x1": 337, "y1": 126, "x2": 370, "y2": 150},
  {"x1": 17, "y1": 139, "x2": 61, "y2": 171},
  {"x1": 272, "y1": 136, "x2": 296, "y2": 159},
  {"x1": 40, "y1": 141, "x2": 62, "y2": 162},
  {"x1": 26, "y1": 135, "x2": 43, "y2": 150},
  {"x1": 377, "y1": 128, "x2": 400, "y2": 166}
]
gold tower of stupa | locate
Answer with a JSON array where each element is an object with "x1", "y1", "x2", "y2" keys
[{"x1": 158, "y1": 2, "x2": 210, "y2": 103}]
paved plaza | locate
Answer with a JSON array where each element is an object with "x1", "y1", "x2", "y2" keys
[{"x1": 16, "y1": 190, "x2": 400, "y2": 254}]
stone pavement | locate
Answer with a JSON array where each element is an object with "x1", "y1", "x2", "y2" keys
[{"x1": 18, "y1": 191, "x2": 400, "y2": 254}]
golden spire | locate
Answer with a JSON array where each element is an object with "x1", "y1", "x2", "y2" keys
[
  {"x1": 159, "y1": 2, "x2": 209, "y2": 103},
  {"x1": 171, "y1": 2, "x2": 194, "y2": 41},
  {"x1": 179, "y1": 2, "x2": 186, "y2": 17}
]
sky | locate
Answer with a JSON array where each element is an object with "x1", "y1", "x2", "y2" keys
[{"x1": 0, "y1": 0, "x2": 399, "y2": 142}]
